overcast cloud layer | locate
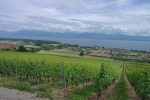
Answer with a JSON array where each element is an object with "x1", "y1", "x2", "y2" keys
[{"x1": 0, "y1": 0, "x2": 150, "y2": 36}]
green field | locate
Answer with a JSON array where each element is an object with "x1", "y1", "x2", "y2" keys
[{"x1": 0, "y1": 51, "x2": 115, "y2": 67}]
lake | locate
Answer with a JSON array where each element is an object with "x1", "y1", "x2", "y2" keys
[
  {"x1": 1, "y1": 35, "x2": 150, "y2": 51},
  {"x1": 41, "y1": 38, "x2": 150, "y2": 51}
]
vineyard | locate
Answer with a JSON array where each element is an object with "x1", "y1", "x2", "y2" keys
[
  {"x1": 126, "y1": 63, "x2": 150, "y2": 100},
  {"x1": 0, "y1": 58, "x2": 100, "y2": 86},
  {"x1": 0, "y1": 51, "x2": 150, "y2": 100}
]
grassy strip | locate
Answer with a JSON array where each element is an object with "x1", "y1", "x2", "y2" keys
[
  {"x1": 0, "y1": 51, "x2": 104, "y2": 67},
  {"x1": 65, "y1": 85, "x2": 96, "y2": 100},
  {"x1": 115, "y1": 77, "x2": 128, "y2": 100},
  {"x1": 108, "y1": 75, "x2": 129, "y2": 100}
]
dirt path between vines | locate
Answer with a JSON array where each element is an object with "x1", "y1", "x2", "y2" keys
[
  {"x1": 0, "y1": 87, "x2": 48, "y2": 100},
  {"x1": 124, "y1": 76, "x2": 140, "y2": 100},
  {"x1": 88, "y1": 75, "x2": 140, "y2": 100},
  {"x1": 88, "y1": 79, "x2": 119, "y2": 100},
  {"x1": 104, "y1": 76, "x2": 140, "y2": 100}
]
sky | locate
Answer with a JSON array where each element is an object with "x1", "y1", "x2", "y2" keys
[{"x1": 0, "y1": 0, "x2": 150, "y2": 36}]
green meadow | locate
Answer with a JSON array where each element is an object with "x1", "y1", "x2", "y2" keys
[{"x1": 0, "y1": 51, "x2": 116, "y2": 67}]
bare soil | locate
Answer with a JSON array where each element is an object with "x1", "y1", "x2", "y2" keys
[
  {"x1": 88, "y1": 75, "x2": 140, "y2": 100},
  {"x1": 88, "y1": 79, "x2": 119, "y2": 100},
  {"x1": 124, "y1": 76, "x2": 140, "y2": 100}
]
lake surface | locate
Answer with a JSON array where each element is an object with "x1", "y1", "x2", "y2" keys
[{"x1": 39, "y1": 37, "x2": 150, "y2": 51}]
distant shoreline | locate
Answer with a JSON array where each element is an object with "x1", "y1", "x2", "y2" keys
[{"x1": 1, "y1": 37, "x2": 150, "y2": 52}]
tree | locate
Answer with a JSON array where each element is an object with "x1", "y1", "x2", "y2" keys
[
  {"x1": 79, "y1": 51, "x2": 85, "y2": 56},
  {"x1": 17, "y1": 46, "x2": 28, "y2": 52}
]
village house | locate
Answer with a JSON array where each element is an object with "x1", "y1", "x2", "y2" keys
[{"x1": 0, "y1": 44, "x2": 13, "y2": 51}]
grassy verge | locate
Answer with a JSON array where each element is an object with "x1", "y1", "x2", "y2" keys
[
  {"x1": 0, "y1": 76, "x2": 59, "y2": 99},
  {"x1": 65, "y1": 85, "x2": 96, "y2": 100}
]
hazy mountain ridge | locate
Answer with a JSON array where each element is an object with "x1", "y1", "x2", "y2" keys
[{"x1": 0, "y1": 30, "x2": 150, "y2": 41}]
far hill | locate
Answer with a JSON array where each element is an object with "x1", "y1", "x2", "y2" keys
[{"x1": 0, "y1": 30, "x2": 150, "y2": 41}]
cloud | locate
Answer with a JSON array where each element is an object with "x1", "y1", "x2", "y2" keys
[{"x1": 0, "y1": 0, "x2": 150, "y2": 36}]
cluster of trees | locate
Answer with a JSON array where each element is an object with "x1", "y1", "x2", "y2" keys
[
  {"x1": 17, "y1": 46, "x2": 28, "y2": 52},
  {"x1": 79, "y1": 50, "x2": 85, "y2": 56}
]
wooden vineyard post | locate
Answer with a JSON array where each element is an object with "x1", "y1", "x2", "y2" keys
[
  {"x1": 60, "y1": 62, "x2": 67, "y2": 95},
  {"x1": 14, "y1": 58, "x2": 18, "y2": 81}
]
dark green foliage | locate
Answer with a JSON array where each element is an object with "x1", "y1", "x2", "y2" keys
[
  {"x1": 17, "y1": 46, "x2": 28, "y2": 52},
  {"x1": 79, "y1": 51, "x2": 85, "y2": 56},
  {"x1": 96, "y1": 63, "x2": 107, "y2": 96}
]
